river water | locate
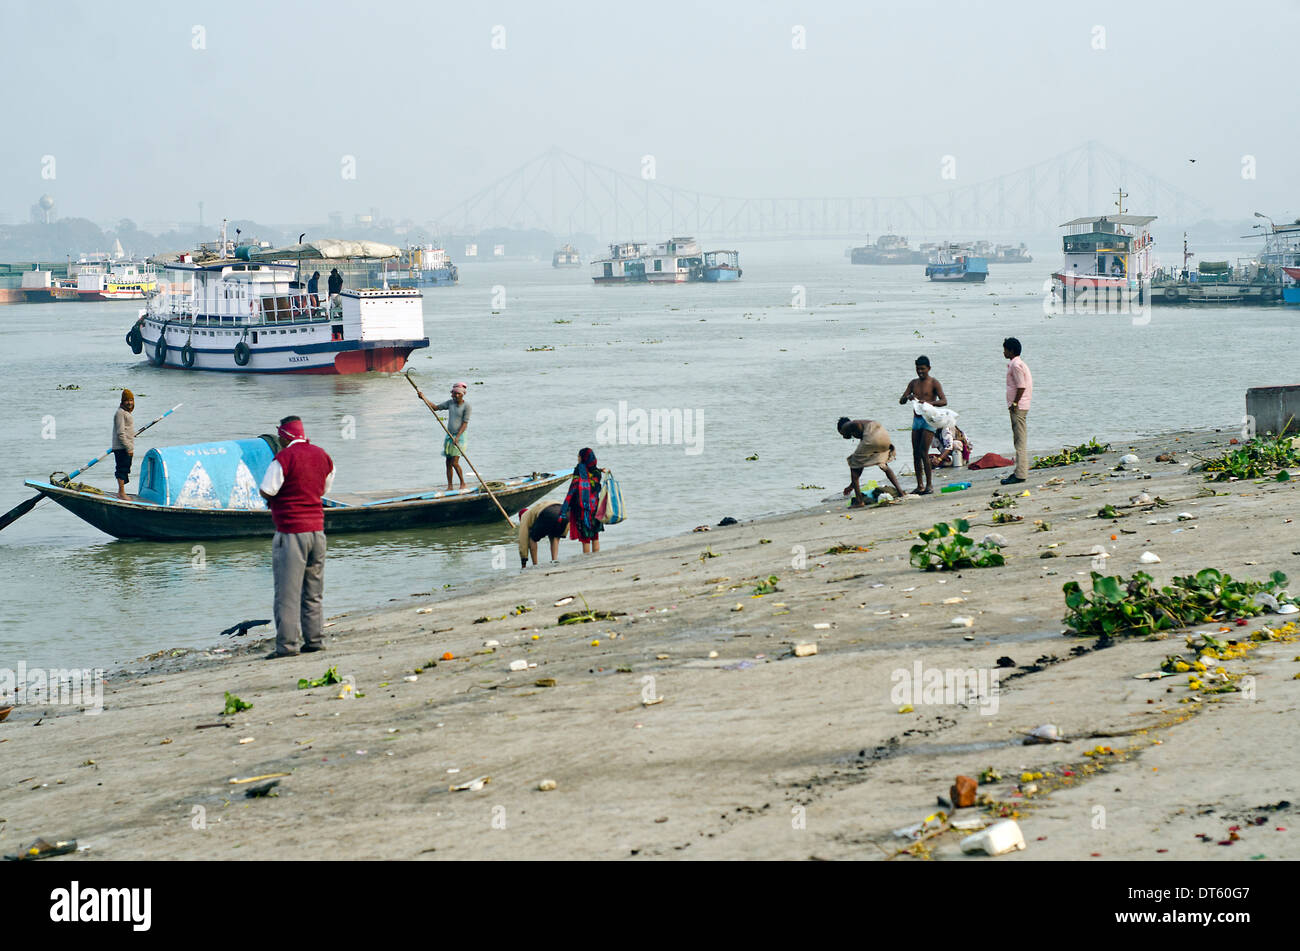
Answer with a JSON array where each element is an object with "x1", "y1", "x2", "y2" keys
[{"x1": 1, "y1": 240, "x2": 1282, "y2": 668}]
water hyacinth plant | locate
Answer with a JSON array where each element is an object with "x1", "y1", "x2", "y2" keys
[
  {"x1": 1063, "y1": 569, "x2": 1291, "y2": 638},
  {"x1": 1031, "y1": 438, "x2": 1111, "y2": 469},
  {"x1": 1201, "y1": 434, "x2": 1300, "y2": 482},
  {"x1": 909, "y1": 519, "x2": 1005, "y2": 571}
]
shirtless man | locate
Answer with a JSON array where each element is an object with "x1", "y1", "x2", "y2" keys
[{"x1": 898, "y1": 355, "x2": 947, "y2": 495}]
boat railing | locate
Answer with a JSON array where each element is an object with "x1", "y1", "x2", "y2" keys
[{"x1": 148, "y1": 289, "x2": 336, "y2": 325}]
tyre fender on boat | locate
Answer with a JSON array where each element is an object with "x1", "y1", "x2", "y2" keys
[
  {"x1": 181, "y1": 343, "x2": 196, "y2": 368},
  {"x1": 233, "y1": 341, "x2": 251, "y2": 366},
  {"x1": 152, "y1": 334, "x2": 167, "y2": 366},
  {"x1": 126, "y1": 322, "x2": 143, "y2": 355}
]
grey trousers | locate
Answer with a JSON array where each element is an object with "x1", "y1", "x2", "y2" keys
[
  {"x1": 272, "y1": 531, "x2": 327, "y2": 653},
  {"x1": 1010, "y1": 408, "x2": 1029, "y2": 479}
]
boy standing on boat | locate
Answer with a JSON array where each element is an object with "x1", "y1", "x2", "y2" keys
[
  {"x1": 111, "y1": 389, "x2": 135, "y2": 500},
  {"x1": 416, "y1": 383, "x2": 471, "y2": 490},
  {"x1": 259, "y1": 416, "x2": 335, "y2": 659}
]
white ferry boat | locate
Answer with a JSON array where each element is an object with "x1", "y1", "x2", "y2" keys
[
  {"x1": 591, "y1": 241, "x2": 650, "y2": 283},
  {"x1": 644, "y1": 236, "x2": 702, "y2": 283},
  {"x1": 55, "y1": 260, "x2": 158, "y2": 301},
  {"x1": 126, "y1": 238, "x2": 429, "y2": 374},
  {"x1": 1052, "y1": 190, "x2": 1156, "y2": 307}
]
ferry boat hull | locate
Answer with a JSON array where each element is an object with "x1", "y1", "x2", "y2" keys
[
  {"x1": 926, "y1": 258, "x2": 988, "y2": 282},
  {"x1": 701, "y1": 267, "x2": 740, "y2": 282}
]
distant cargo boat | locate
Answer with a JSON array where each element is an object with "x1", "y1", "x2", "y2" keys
[
  {"x1": 591, "y1": 237, "x2": 739, "y2": 284},
  {"x1": 1051, "y1": 194, "x2": 1156, "y2": 308},
  {"x1": 379, "y1": 245, "x2": 457, "y2": 287},
  {"x1": 850, "y1": 234, "x2": 928, "y2": 265},
  {"x1": 552, "y1": 244, "x2": 581, "y2": 268},
  {"x1": 925, "y1": 248, "x2": 987, "y2": 282},
  {"x1": 1149, "y1": 227, "x2": 1297, "y2": 306},
  {"x1": 990, "y1": 243, "x2": 1033, "y2": 264},
  {"x1": 127, "y1": 233, "x2": 428, "y2": 374},
  {"x1": 700, "y1": 250, "x2": 741, "y2": 282}
]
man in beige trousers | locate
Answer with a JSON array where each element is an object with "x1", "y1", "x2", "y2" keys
[{"x1": 1001, "y1": 337, "x2": 1033, "y2": 485}]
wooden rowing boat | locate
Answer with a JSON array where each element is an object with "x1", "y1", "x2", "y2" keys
[{"x1": 24, "y1": 472, "x2": 567, "y2": 541}]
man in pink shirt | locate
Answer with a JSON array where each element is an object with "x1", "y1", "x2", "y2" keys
[{"x1": 1002, "y1": 337, "x2": 1033, "y2": 485}]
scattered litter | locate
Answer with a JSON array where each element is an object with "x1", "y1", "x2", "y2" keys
[
  {"x1": 1120, "y1": 454, "x2": 1140, "y2": 465},
  {"x1": 982, "y1": 533, "x2": 1009, "y2": 548},
  {"x1": 1139, "y1": 551, "x2": 1162, "y2": 564},
  {"x1": 813, "y1": 623, "x2": 831, "y2": 630},
  {"x1": 403, "y1": 674, "x2": 418, "y2": 682},
  {"x1": 642, "y1": 696, "x2": 664, "y2": 706},
  {"x1": 535, "y1": 678, "x2": 557, "y2": 687},
  {"x1": 508, "y1": 659, "x2": 528, "y2": 671},
  {"x1": 238, "y1": 736, "x2": 255, "y2": 745},
  {"x1": 244, "y1": 780, "x2": 280, "y2": 798},
  {"x1": 1280, "y1": 604, "x2": 1300, "y2": 616},
  {"x1": 554, "y1": 597, "x2": 574, "y2": 607},
  {"x1": 707, "y1": 650, "x2": 719, "y2": 658},
  {"x1": 484, "y1": 639, "x2": 500, "y2": 648},
  {"x1": 952, "y1": 817, "x2": 987, "y2": 832},
  {"x1": 1024, "y1": 724, "x2": 1064, "y2": 743},
  {"x1": 416, "y1": 607, "x2": 433, "y2": 614},
  {"x1": 1177, "y1": 512, "x2": 1194, "y2": 521},
  {"x1": 793, "y1": 643, "x2": 818, "y2": 657},
  {"x1": 960, "y1": 819, "x2": 1026, "y2": 856},
  {"x1": 229, "y1": 772, "x2": 290, "y2": 785},
  {"x1": 4, "y1": 837, "x2": 78, "y2": 862},
  {"x1": 538, "y1": 779, "x2": 557, "y2": 791},
  {"x1": 950, "y1": 616, "x2": 974, "y2": 628},
  {"x1": 893, "y1": 812, "x2": 947, "y2": 841},
  {"x1": 942, "y1": 597, "x2": 966, "y2": 604},
  {"x1": 450, "y1": 775, "x2": 491, "y2": 792}
]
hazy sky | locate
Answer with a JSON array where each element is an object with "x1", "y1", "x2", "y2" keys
[{"x1": 4, "y1": 0, "x2": 1296, "y2": 226}]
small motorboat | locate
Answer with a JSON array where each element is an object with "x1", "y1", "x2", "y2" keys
[{"x1": 24, "y1": 436, "x2": 567, "y2": 541}]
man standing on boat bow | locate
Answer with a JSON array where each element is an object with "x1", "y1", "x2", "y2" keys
[
  {"x1": 259, "y1": 416, "x2": 335, "y2": 659},
  {"x1": 417, "y1": 382, "x2": 471, "y2": 491},
  {"x1": 112, "y1": 389, "x2": 135, "y2": 500}
]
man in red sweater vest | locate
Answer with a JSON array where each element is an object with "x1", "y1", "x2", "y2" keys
[{"x1": 258, "y1": 416, "x2": 336, "y2": 658}]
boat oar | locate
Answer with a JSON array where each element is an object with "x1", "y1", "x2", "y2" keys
[
  {"x1": 0, "y1": 402, "x2": 183, "y2": 533},
  {"x1": 403, "y1": 371, "x2": 514, "y2": 530}
]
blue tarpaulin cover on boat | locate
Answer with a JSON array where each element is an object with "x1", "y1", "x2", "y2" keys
[{"x1": 138, "y1": 439, "x2": 274, "y2": 509}]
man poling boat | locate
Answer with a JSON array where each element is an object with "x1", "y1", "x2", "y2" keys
[
  {"x1": 0, "y1": 401, "x2": 183, "y2": 533},
  {"x1": 404, "y1": 370, "x2": 516, "y2": 532}
]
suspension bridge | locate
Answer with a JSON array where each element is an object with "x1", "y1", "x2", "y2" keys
[{"x1": 431, "y1": 140, "x2": 1209, "y2": 242}]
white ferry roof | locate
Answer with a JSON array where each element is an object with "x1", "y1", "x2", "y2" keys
[
  {"x1": 167, "y1": 260, "x2": 297, "y2": 273},
  {"x1": 247, "y1": 239, "x2": 400, "y2": 262},
  {"x1": 1059, "y1": 214, "x2": 1157, "y2": 228}
]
